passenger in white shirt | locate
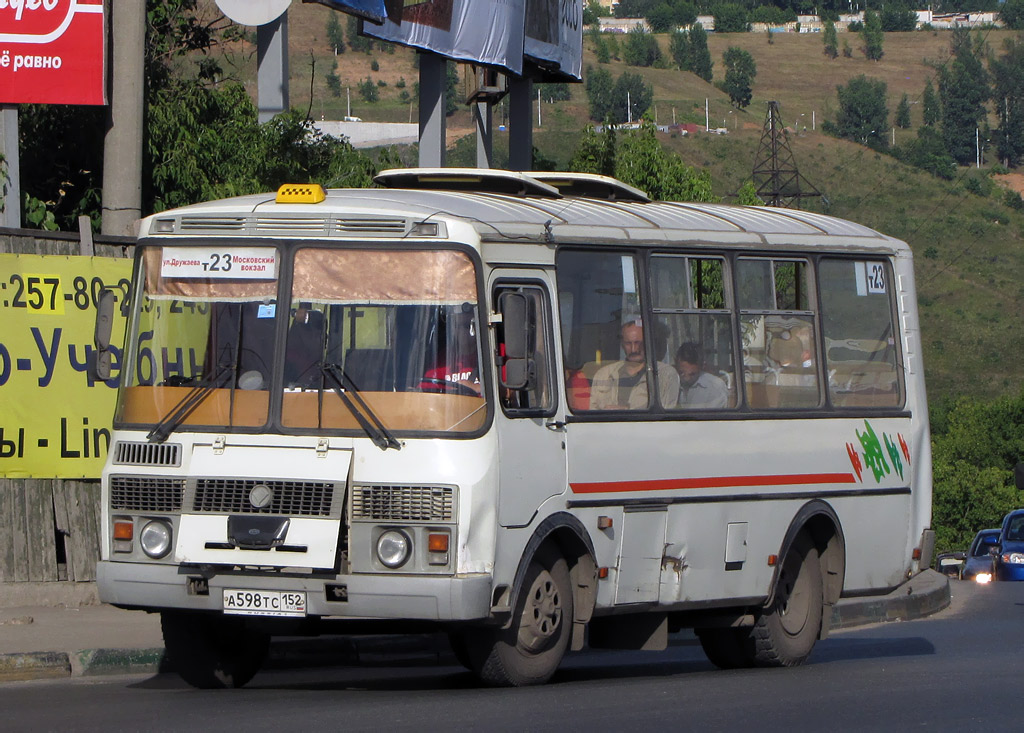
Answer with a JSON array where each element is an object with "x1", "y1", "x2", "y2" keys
[{"x1": 675, "y1": 342, "x2": 729, "y2": 409}]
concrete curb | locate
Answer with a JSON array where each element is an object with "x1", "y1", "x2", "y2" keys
[
  {"x1": 830, "y1": 568, "x2": 950, "y2": 630},
  {"x1": 0, "y1": 571, "x2": 950, "y2": 683}
]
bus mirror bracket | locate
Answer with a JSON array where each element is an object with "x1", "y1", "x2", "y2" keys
[
  {"x1": 498, "y1": 291, "x2": 536, "y2": 391},
  {"x1": 92, "y1": 288, "x2": 116, "y2": 382}
]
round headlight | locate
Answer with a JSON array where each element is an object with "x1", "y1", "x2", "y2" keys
[
  {"x1": 140, "y1": 520, "x2": 172, "y2": 559},
  {"x1": 376, "y1": 530, "x2": 411, "y2": 569}
]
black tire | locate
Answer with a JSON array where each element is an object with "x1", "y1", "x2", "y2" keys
[
  {"x1": 750, "y1": 535, "x2": 823, "y2": 667},
  {"x1": 469, "y1": 551, "x2": 573, "y2": 687},
  {"x1": 161, "y1": 611, "x2": 269, "y2": 689},
  {"x1": 446, "y1": 630, "x2": 475, "y2": 671},
  {"x1": 695, "y1": 627, "x2": 756, "y2": 670}
]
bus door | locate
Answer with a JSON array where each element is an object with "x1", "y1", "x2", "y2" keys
[{"x1": 491, "y1": 276, "x2": 567, "y2": 528}]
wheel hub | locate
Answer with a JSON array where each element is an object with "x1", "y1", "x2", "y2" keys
[{"x1": 518, "y1": 569, "x2": 563, "y2": 653}]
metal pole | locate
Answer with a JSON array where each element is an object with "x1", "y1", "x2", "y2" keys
[
  {"x1": 475, "y1": 102, "x2": 493, "y2": 169},
  {"x1": 1, "y1": 106, "x2": 21, "y2": 229},
  {"x1": 101, "y1": 0, "x2": 145, "y2": 237},
  {"x1": 508, "y1": 76, "x2": 532, "y2": 171},
  {"x1": 418, "y1": 52, "x2": 446, "y2": 167},
  {"x1": 257, "y1": 13, "x2": 290, "y2": 123}
]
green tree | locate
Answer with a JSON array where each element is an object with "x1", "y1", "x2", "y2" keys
[
  {"x1": 648, "y1": 3, "x2": 678, "y2": 32},
  {"x1": 823, "y1": 20, "x2": 838, "y2": 59},
  {"x1": 930, "y1": 394, "x2": 1024, "y2": 551},
  {"x1": 623, "y1": 26, "x2": 662, "y2": 67},
  {"x1": 614, "y1": 121, "x2": 717, "y2": 202},
  {"x1": 585, "y1": 65, "x2": 616, "y2": 121},
  {"x1": 895, "y1": 93, "x2": 912, "y2": 128},
  {"x1": 326, "y1": 60, "x2": 342, "y2": 97},
  {"x1": 894, "y1": 126, "x2": 956, "y2": 179},
  {"x1": 880, "y1": 3, "x2": 917, "y2": 32},
  {"x1": 347, "y1": 15, "x2": 372, "y2": 53},
  {"x1": 1000, "y1": 0, "x2": 1024, "y2": 30},
  {"x1": 669, "y1": 28, "x2": 690, "y2": 70},
  {"x1": 358, "y1": 76, "x2": 379, "y2": 103},
  {"x1": 721, "y1": 47, "x2": 757, "y2": 109},
  {"x1": 826, "y1": 74, "x2": 889, "y2": 148},
  {"x1": 689, "y1": 23, "x2": 713, "y2": 82},
  {"x1": 326, "y1": 12, "x2": 345, "y2": 54},
  {"x1": 614, "y1": 71, "x2": 655, "y2": 123},
  {"x1": 583, "y1": 0, "x2": 606, "y2": 26},
  {"x1": 939, "y1": 27, "x2": 991, "y2": 165},
  {"x1": 861, "y1": 10, "x2": 884, "y2": 61},
  {"x1": 712, "y1": 4, "x2": 749, "y2": 33},
  {"x1": 736, "y1": 180, "x2": 764, "y2": 205},
  {"x1": 922, "y1": 78, "x2": 941, "y2": 126},
  {"x1": 569, "y1": 125, "x2": 617, "y2": 177},
  {"x1": 992, "y1": 38, "x2": 1024, "y2": 167}
]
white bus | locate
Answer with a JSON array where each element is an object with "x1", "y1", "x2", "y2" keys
[{"x1": 95, "y1": 169, "x2": 933, "y2": 688}]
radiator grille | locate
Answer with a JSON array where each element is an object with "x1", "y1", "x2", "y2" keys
[
  {"x1": 194, "y1": 478, "x2": 336, "y2": 517},
  {"x1": 253, "y1": 217, "x2": 328, "y2": 233},
  {"x1": 112, "y1": 441, "x2": 181, "y2": 467},
  {"x1": 335, "y1": 218, "x2": 407, "y2": 235},
  {"x1": 179, "y1": 216, "x2": 245, "y2": 231},
  {"x1": 110, "y1": 475, "x2": 185, "y2": 512},
  {"x1": 351, "y1": 485, "x2": 455, "y2": 522}
]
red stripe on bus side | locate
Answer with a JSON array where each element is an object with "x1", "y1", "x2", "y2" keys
[{"x1": 569, "y1": 473, "x2": 858, "y2": 494}]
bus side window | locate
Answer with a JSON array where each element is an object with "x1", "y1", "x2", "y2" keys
[
  {"x1": 819, "y1": 259, "x2": 902, "y2": 408},
  {"x1": 494, "y1": 284, "x2": 554, "y2": 415},
  {"x1": 738, "y1": 258, "x2": 820, "y2": 409}
]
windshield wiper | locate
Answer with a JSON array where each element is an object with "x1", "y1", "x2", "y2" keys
[
  {"x1": 320, "y1": 363, "x2": 401, "y2": 451},
  {"x1": 147, "y1": 366, "x2": 233, "y2": 443}
]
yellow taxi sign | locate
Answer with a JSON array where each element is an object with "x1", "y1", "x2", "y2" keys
[{"x1": 276, "y1": 183, "x2": 326, "y2": 204}]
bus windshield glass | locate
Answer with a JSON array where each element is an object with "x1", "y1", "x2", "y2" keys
[{"x1": 116, "y1": 245, "x2": 486, "y2": 436}]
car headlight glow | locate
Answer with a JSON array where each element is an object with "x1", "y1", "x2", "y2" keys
[
  {"x1": 975, "y1": 572, "x2": 993, "y2": 584},
  {"x1": 1002, "y1": 552, "x2": 1024, "y2": 564},
  {"x1": 139, "y1": 520, "x2": 172, "y2": 559},
  {"x1": 376, "y1": 530, "x2": 411, "y2": 569}
]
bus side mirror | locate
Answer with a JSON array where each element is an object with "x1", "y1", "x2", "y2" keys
[
  {"x1": 498, "y1": 291, "x2": 536, "y2": 391},
  {"x1": 91, "y1": 289, "x2": 116, "y2": 381},
  {"x1": 1016, "y1": 463, "x2": 1024, "y2": 491}
]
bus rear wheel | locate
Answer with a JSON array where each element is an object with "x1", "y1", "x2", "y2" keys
[
  {"x1": 695, "y1": 627, "x2": 755, "y2": 669},
  {"x1": 470, "y1": 550, "x2": 572, "y2": 687},
  {"x1": 751, "y1": 535, "x2": 823, "y2": 667},
  {"x1": 161, "y1": 611, "x2": 269, "y2": 689}
]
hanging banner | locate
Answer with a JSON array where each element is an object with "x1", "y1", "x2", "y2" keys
[
  {"x1": 0, "y1": 0, "x2": 107, "y2": 105},
  {"x1": 0, "y1": 254, "x2": 132, "y2": 478},
  {"x1": 304, "y1": 0, "x2": 388, "y2": 23},
  {"x1": 523, "y1": 0, "x2": 583, "y2": 81},
  {"x1": 362, "y1": 0, "x2": 527, "y2": 76}
]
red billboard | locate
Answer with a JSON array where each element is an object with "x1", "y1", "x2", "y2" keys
[{"x1": 0, "y1": 0, "x2": 106, "y2": 105}]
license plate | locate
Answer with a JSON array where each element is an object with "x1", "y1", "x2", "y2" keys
[{"x1": 222, "y1": 589, "x2": 307, "y2": 617}]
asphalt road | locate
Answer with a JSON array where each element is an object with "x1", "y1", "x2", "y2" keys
[{"x1": 1, "y1": 579, "x2": 1019, "y2": 732}]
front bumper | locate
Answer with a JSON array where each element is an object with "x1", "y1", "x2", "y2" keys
[
  {"x1": 995, "y1": 562, "x2": 1024, "y2": 582},
  {"x1": 97, "y1": 560, "x2": 492, "y2": 621}
]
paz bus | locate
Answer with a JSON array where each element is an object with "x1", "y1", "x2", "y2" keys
[{"x1": 94, "y1": 169, "x2": 933, "y2": 688}]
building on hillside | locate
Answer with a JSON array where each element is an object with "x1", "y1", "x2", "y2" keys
[{"x1": 598, "y1": 17, "x2": 648, "y2": 33}]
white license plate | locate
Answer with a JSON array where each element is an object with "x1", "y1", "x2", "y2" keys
[{"x1": 222, "y1": 589, "x2": 307, "y2": 617}]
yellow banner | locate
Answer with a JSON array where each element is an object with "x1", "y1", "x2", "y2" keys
[{"x1": 0, "y1": 254, "x2": 133, "y2": 478}]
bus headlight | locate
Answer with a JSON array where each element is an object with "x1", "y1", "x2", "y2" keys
[
  {"x1": 376, "y1": 530, "x2": 411, "y2": 569},
  {"x1": 140, "y1": 520, "x2": 172, "y2": 559}
]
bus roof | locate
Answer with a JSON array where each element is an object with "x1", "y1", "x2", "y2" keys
[{"x1": 140, "y1": 172, "x2": 906, "y2": 254}]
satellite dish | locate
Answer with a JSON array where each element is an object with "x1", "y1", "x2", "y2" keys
[{"x1": 216, "y1": 0, "x2": 292, "y2": 26}]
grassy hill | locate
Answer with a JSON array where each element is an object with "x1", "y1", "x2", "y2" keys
[{"x1": 198, "y1": 2, "x2": 1024, "y2": 402}]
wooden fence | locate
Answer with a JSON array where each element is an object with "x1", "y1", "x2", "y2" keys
[{"x1": 1, "y1": 225, "x2": 134, "y2": 594}]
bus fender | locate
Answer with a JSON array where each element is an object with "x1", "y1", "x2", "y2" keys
[
  {"x1": 767, "y1": 499, "x2": 846, "y2": 640},
  {"x1": 494, "y1": 511, "x2": 597, "y2": 651}
]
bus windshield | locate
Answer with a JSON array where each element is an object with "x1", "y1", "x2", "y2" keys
[{"x1": 116, "y1": 245, "x2": 487, "y2": 437}]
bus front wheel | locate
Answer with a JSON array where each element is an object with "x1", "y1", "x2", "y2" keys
[
  {"x1": 751, "y1": 534, "x2": 823, "y2": 667},
  {"x1": 161, "y1": 611, "x2": 269, "y2": 689},
  {"x1": 469, "y1": 549, "x2": 573, "y2": 687}
]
